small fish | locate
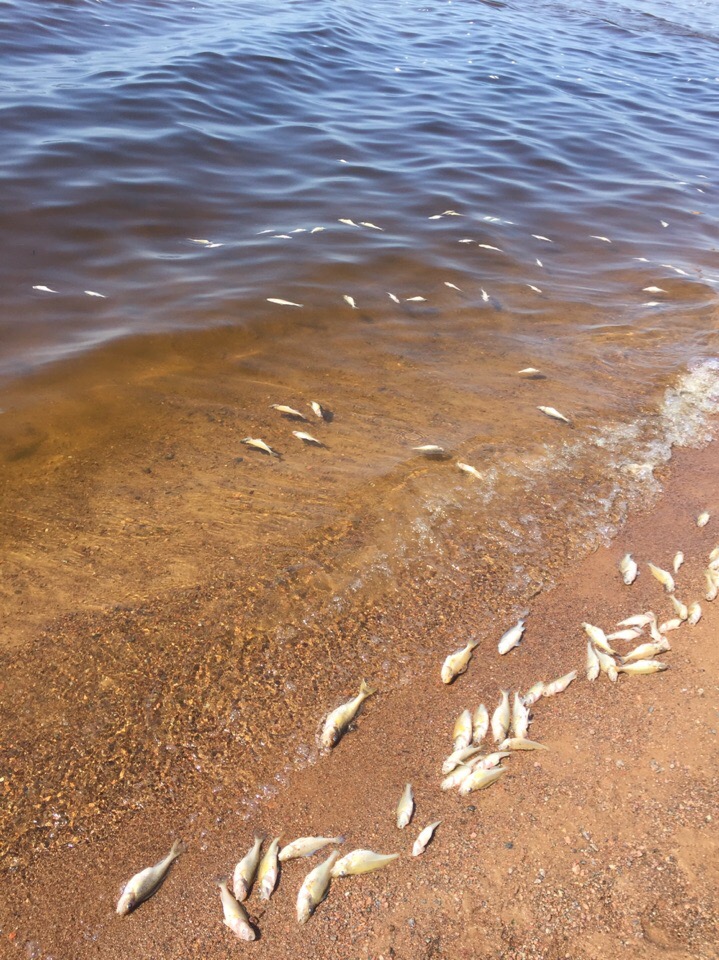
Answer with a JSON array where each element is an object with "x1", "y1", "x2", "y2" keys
[
  {"x1": 116, "y1": 839, "x2": 186, "y2": 915},
  {"x1": 709, "y1": 546, "x2": 719, "y2": 563},
  {"x1": 453, "y1": 709, "x2": 473, "y2": 751},
  {"x1": 500, "y1": 738, "x2": 548, "y2": 751},
  {"x1": 582, "y1": 623, "x2": 616, "y2": 656},
  {"x1": 590, "y1": 235, "x2": 612, "y2": 242},
  {"x1": 458, "y1": 238, "x2": 474, "y2": 243},
  {"x1": 648, "y1": 563, "x2": 674, "y2": 593},
  {"x1": 619, "y1": 553, "x2": 638, "y2": 585},
  {"x1": 440, "y1": 763, "x2": 475, "y2": 791},
  {"x1": 233, "y1": 836, "x2": 263, "y2": 901},
  {"x1": 271, "y1": 403, "x2": 307, "y2": 420},
  {"x1": 697, "y1": 511, "x2": 711, "y2": 527},
  {"x1": 412, "y1": 821, "x2": 441, "y2": 857},
  {"x1": 617, "y1": 659, "x2": 669, "y2": 676},
  {"x1": 267, "y1": 298, "x2": 303, "y2": 307},
  {"x1": 511, "y1": 693, "x2": 530, "y2": 739},
  {"x1": 257, "y1": 837, "x2": 281, "y2": 900},
  {"x1": 441, "y1": 638, "x2": 479, "y2": 684},
  {"x1": 472, "y1": 704, "x2": 489, "y2": 744},
  {"x1": 271, "y1": 234, "x2": 292, "y2": 239},
  {"x1": 442, "y1": 745, "x2": 483, "y2": 775},
  {"x1": 617, "y1": 613, "x2": 655, "y2": 628},
  {"x1": 706, "y1": 569, "x2": 719, "y2": 601},
  {"x1": 478, "y1": 244, "x2": 503, "y2": 251},
  {"x1": 297, "y1": 850, "x2": 340, "y2": 923},
  {"x1": 491, "y1": 690, "x2": 511, "y2": 743},
  {"x1": 595, "y1": 647, "x2": 618, "y2": 682},
  {"x1": 413, "y1": 444, "x2": 445, "y2": 456},
  {"x1": 310, "y1": 226, "x2": 325, "y2": 233},
  {"x1": 542, "y1": 670, "x2": 577, "y2": 697},
  {"x1": 279, "y1": 836, "x2": 345, "y2": 861},
  {"x1": 443, "y1": 209, "x2": 462, "y2": 216},
  {"x1": 320, "y1": 679, "x2": 376, "y2": 749},
  {"x1": 537, "y1": 406, "x2": 571, "y2": 425},
  {"x1": 643, "y1": 286, "x2": 666, "y2": 293},
  {"x1": 290, "y1": 227, "x2": 306, "y2": 234},
  {"x1": 309, "y1": 401, "x2": 330, "y2": 420},
  {"x1": 475, "y1": 750, "x2": 511, "y2": 769},
  {"x1": 458, "y1": 765, "x2": 506, "y2": 796},
  {"x1": 522, "y1": 680, "x2": 545, "y2": 707},
  {"x1": 606, "y1": 628, "x2": 643, "y2": 642},
  {"x1": 536, "y1": 258, "x2": 543, "y2": 267},
  {"x1": 670, "y1": 595, "x2": 688, "y2": 621},
  {"x1": 586, "y1": 641, "x2": 600, "y2": 681},
  {"x1": 360, "y1": 221, "x2": 383, "y2": 230},
  {"x1": 498, "y1": 619, "x2": 525, "y2": 655},
  {"x1": 532, "y1": 235, "x2": 553, "y2": 242},
  {"x1": 444, "y1": 282, "x2": 462, "y2": 291},
  {"x1": 218, "y1": 879, "x2": 256, "y2": 941},
  {"x1": 526, "y1": 284, "x2": 542, "y2": 293},
  {"x1": 457, "y1": 462, "x2": 481, "y2": 479},
  {"x1": 673, "y1": 551, "x2": 684, "y2": 573},
  {"x1": 85, "y1": 290, "x2": 106, "y2": 298},
  {"x1": 480, "y1": 288, "x2": 490, "y2": 302},
  {"x1": 343, "y1": 295, "x2": 357, "y2": 309},
  {"x1": 241, "y1": 437, "x2": 279, "y2": 458},
  {"x1": 331, "y1": 850, "x2": 399, "y2": 878},
  {"x1": 396, "y1": 783, "x2": 414, "y2": 829},
  {"x1": 687, "y1": 602, "x2": 702, "y2": 625},
  {"x1": 620, "y1": 638, "x2": 670, "y2": 664},
  {"x1": 338, "y1": 219, "x2": 360, "y2": 227},
  {"x1": 518, "y1": 367, "x2": 542, "y2": 377},
  {"x1": 32, "y1": 285, "x2": 57, "y2": 293},
  {"x1": 188, "y1": 238, "x2": 212, "y2": 244},
  {"x1": 406, "y1": 296, "x2": 427, "y2": 302},
  {"x1": 292, "y1": 430, "x2": 323, "y2": 446},
  {"x1": 658, "y1": 617, "x2": 682, "y2": 633},
  {"x1": 387, "y1": 292, "x2": 401, "y2": 303}
]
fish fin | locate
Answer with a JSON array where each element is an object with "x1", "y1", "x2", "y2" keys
[
  {"x1": 170, "y1": 839, "x2": 187, "y2": 859},
  {"x1": 360, "y1": 678, "x2": 377, "y2": 697},
  {"x1": 468, "y1": 638, "x2": 480, "y2": 651}
]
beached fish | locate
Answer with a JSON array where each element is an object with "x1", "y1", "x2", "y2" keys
[
  {"x1": 670, "y1": 596, "x2": 688, "y2": 621},
  {"x1": 673, "y1": 551, "x2": 684, "y2": 573},
  {"x1": 309, "y1": 400, "x2": 331, "y2": 421},
  {"x1": 617, "y1": 659, "x2": 669, "y2": 676},
  {"x1": 396, "y1": 783, "x2": 414, "y2": 829},
  {"x1": 441, "y1": 763, "x2": 475, "y2": 791},
  {"x1": 343, "y1": 295, "x2": 357, "y2": 309},
  {"x1": 617, "y1": 613, "x2": 655, "y2": 629},
  {"x1": 480, "y1": 288, "x2": 490, "y2": 302},
  {"x1": 257, "y1": 837, "x2": 281, "y2": 901},
  {"x1": 472, "y1": 704, "x2": 489, "y2": 744},
  {"x1": 32, "y1": 285, "x2": 57, "y2": 293},
  {"x1": 271, "y1": 403, "x2": 307, "y2": 420},
  {"x1": 387, "y1": 292, "x2": 401, "y2": 303},
  {"x1": 709, "y1": 546, "x2": 719, "y2": 564},
  {"x1": 526, "y1": 284, "x2": 542, "y2": 293},
  {"x1": 331, "y1": 850, "x2": 400, "y2": 878},
  {"x1": 116, "y1": 839, "x2": 186, "y2": 915},
  {"x1": 476, "y1": 750, "x2": 512, "y2": 769},
  {"x1": 595, "y1": 647, "x2": 618, "y2": 682},
  {"x1": 582, "y1": 623, "x2": 616, "y2": 656},
  {"x1": 441, "y1": 638, "x2": 479, "y2": 684},
  {"x1": 338, "y1": 219, "x2": 360, "y2": 227},
  {"x1": 320, "y1": 679, "x2": 376, "y2": 749},
  {"x1": 406, "y1": 296, "x2": 427, "y2": 302},
  {"x1": 444, "y1": 282, "x2": 462, "y2": 291},
  {"x1": 360, "y1": 222, "x2": 383, "y2": 230},
  {"x1": 85, "y1": 290, "x2": 106, "y2": 298},
  {"x1": 297, "y1": 850, "x2": 340, "y2": 923},
  {"x1": 267, "y1": 298, "x2": 303, "y2": 307},
  {"x1": 502, "y1": 737, "x2": 549, "y2": 752},
  {"x1": 619, "y1": 554, "x2": 638, "y2": 585},
  {"x1": 412, "y1": 821, "x2": 441, "y2": 857},
  {"x1": 413, "y1": 444, "x2": 446, "y2": 456},
  {"x1": 591, "y1": 235, "x2": 612, "y2": 242},
  {"x1": 606, "y1": 628, "x2": 643, "y2": 643},
  {"x1": 478, "y1": 244, "x2": 503, "y2": 251},
  {"x1": 697, "y1": 511, "x2": 711, "y2": 527},
  {"x1": 498, "y1": 619, "x2": 525, "y2": 655},
  {"x1": 458, "y1": 765, "x2": 506, "y2": 796},
  {"x1": 522, "y1": 680, "x2": 546, "y2": 707},
  {"x1": 511, "y1": 693, "x2": 530, "y2": 739},
  {"x1": 538, "y1": 406, "x2": 571, "y2": 425},
  {"x1": 658, "y1": 618, "x2": 682, "y2": 633},
  {"x1": 648, "y1": 563, "x2": 675, "y2": 593},
  {"x1": 518, "y1": 367, "x2": 544, "y2": 378},
  {"x1": 241, "y1": 437, "x2": 279, "y2": 458},
  {"x1": 218, "y1": 880, "x2": 256, "y2": 941},
  {"x1": 542, "y1": 670, "x2": 577, "y2": 697},
  {"x1": 453, "y1": 709, "x2": 473, "y2": 751},
  {"x1": 586, "y1": 641, "x2": 600, "y2": 681},
  {"x1": 491, "y1": 690, "x2": 511, "y2": 743},
  {"x1": 292, "y1": 430, "x2": 323, "y2": 446},
  {"x1": 233, "y1": 836, "x2": 263, "y2": 901},
  {"x1": 706, "y1": 569, "x2": 719, "y2": 601},
  {"x1": 532, "y1": 235, "x2": 553, "y2": 242},
  {"x1": 620, "y1": 638, "x2": 670, "y2": 664},
  {"x1": 442, "y1": 745, "x2": 483, "y2": 775},
  {"x1": 643, "y1": 286, "x2": 666, "y2": 293},
  {"x1": 457, "y1": 462, "x2": 482, "y2": 479},
  {"x1": 279, "y1": 836, "x2": 345, "y2": 862},
  {"x1": 687, "y1": 601, "x2": 702, "y2": 625}
]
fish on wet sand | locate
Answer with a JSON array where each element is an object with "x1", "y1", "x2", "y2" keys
[
  {"x1": 586, "y1": 641, "x2": 600, "y2": 681},
  {"x1": 396, "y1": 783, "x2": 414, "y2": 829},
  {"x1": 292, "y1": 430, "x2": 324, "y2": 446},
  {"x1": 648, "y1": 563, "x2": 675, "y2": 593},
  {"x1": 257, "y1": 837, "x2": 281, "y2": 901},
  {"x1": 542, "y1": 670, "x2": 577, "y2": 697},
  {"x1": 619, "y1": 637, "x2": 670, "y2": 664},
  {"x1": 413, "y1": 444, "x2": 446, "y2": 457},
  {"x1": 442, "y1": 745, "x2": 484, "y2": 775},
  {"x1": 458, "y1": 765, "x2": 506, "y2": 796},
  {"x1": 218, "y1": 879, "x2": 256, "y2": 941},
  {"x1": 242, "y1": 437, "x2": 280, "y2": 458},
  {"x1": 412, "y1": 821, "x2": 441, "y2": 857},
  {"x1": 279, "y1": 836, "x2": 345, "y2": 862},
  {"x1": 491, "y1": 690, "x2": 511, "y2": 743},
  {"x1": 271, "y1": 403, "x2": 307, "y2": 420},
  {"x1": 500, "y1": 738, "x2": 548, "y2": 751},
  {"x1": 116, "y1": 839, "x2": 186, "y2": 915},
  {"x1": 453, "y1": 709, "x2": 473, "y2": 750},
  {"x1": 511, "y1": 692, "x2": 530, "y2": 739},
  {"x1": 498, "y1": 619, "x2": 525, "y2": 655},
  {"x1": 537, "y1": 405, "x2": 572, "y2": 425},
  {"x1": 320, "y1": 679, "x2": 376, "y2": 749},
  {"x1": 619, "y1": 553, "x2": 638, "y2": 585},
  {"x1": 617, "y1": 659, "x2": 669, "y2": 675},
  {"x1": 331, "y1": 850, "x2": 400, "y2": 878},
  {"x1": 472, "y1": 703, "x2": 489, "y2": 744},
  {"x1": 297, "y1": 850, "x2": 340, "y2": 923},
  {"x1": 309, "y1": 400, "x2": 331, "y2": 421},
  {"x1": 457, "y1": 461, "x2": 482, "y2": 479},
  {"x1": 233, "y1": 836, "x2": 263, "y2": 901},
  {"x1": 441, "y1": 638, "x2": 479, "y2": 684},
  {"x1": 582, "y1": 622, "x2": 616, "y2": 656}
]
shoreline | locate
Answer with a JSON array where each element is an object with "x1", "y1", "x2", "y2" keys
[{"x1": 2, "y1": 435, "x2": 718, "y2": 959}]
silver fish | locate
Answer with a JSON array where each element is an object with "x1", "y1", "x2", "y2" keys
[
  {"x1": 458, "y1": 765, "x2": 506, "y2": 796},
  {"x1": 669, "y1": 596, "x2": 688, "y2": 621},
  {"x1": 440, "y1": 763, "x2": 475, "y2": 791},
  {"x1": 412, "y1": 821, "x2": 441, "y2": 857},
  {"x1": 396, "y1": 783, "x2": 414, "y2": 829},
  {"x1": 218, "y1": 879, "x2": 256, "y2": 941},
  {"x1": 413, "y1": 444, "x2": 445, "y2": 456},
  {"x1": 441, "y1": 638, "x2": 479, "y2": 684},
  {"x1": 658, "y1": 618, "x2": 682, "y2": 633},
  {"x1": 491, "y1": 690, "x2": 511, "y2": 743},
  {"x1": 606, "y1": 628, "x2": 643, "y2": 642},
  {"x1": 453, "y1": 709, "x2": 473, "y2": 750},
  {"x1": 522, "y1": 681, "x2": 545, "y2": 707},
  {"x1": 292, "y1": 430, "x2": 323, "y2": 446},
  {"x1": 617, "y1": 659, "x2": 669, "y2": 676},
  {"x1": 297, "y1": 850, "x2": 340, "y2": 923},
  {"x1": 472, "y1": 703, "x2": 489, "y2": 744},
  {"x1": 498, "y1": 619, "x2": 525, "y2": 655},
  {"x1": 537, "y1": 405, "x2": 571, "y2": 425},
  {"x1": 257, "y1": 837, "x2": 281, "y2": 901},
  {"x1": 320, "y1": 679, "x2": 376, "y2": 749},
  {"x1": 116, "y1": 839, "x2": 186, "y2": 915},
  {"x1": 500, "y1": 738, "x2": 548, "y2": 751},
  {"x1": 233, "y1": 836, "x2": 263, "y2": 901},
  {"x1": 271, "y1": 403, "x2": 307, "y2": 420},
  {"x1": 687, "y1": 601, "x2": 702, "y2": 625},
  {"x1": 619, "y1": 553, "x2": 638, "y2": 585},
  {"x1": 343, "y1": 294, "x2": 357, "y2": 309},
  {"x1": 309, "y1": 400, "x2": 329, "y2": 420},
  {"x1": 511, "y1": 693, "x2": 530, "y2": 739},
  {"x1": 706, "y1": 568, "x2": 719, "y2": 601},
  {"x1": 241, "y1": 437, "x2": 279, "y2": 458},
  {"x1": 673, "y1": 552, "x2": 684, "y2": 574},
  {"x1": 279, "y1": 836, "x2": 345, "y2": 862},
  {"x1": 648, "y1": 563, "x2": 675, "y2": 593},
  {"x1": 457, "y1": 461, "x2": 482, "y2": 479},
  {"x1": 586, "y1": 641, "x2": 600, "y2": 681},
  {"x1": 331, "y1": 849, "x2": 400, "y2": 878},
  {"x1": 620, "y1": 638, "x2": 670, "y2": 664},
  {"x1": 582, "y1": 623, "x2": 616, "y2": 656},
  {"x1": 442, "y1": 745, "x2": 483, "y2": 775},
  {"x1": 475, "y1": 750, "x2": 511, "y2": 769},
  {"x1": 542, "y1": 670, "x2": 577, "y2": 697},
  {"x1": 697, "y1": 511, "x2": 711, "y2": 528},
  {"x1": 616, "y1": 613, "x2": 655, "y2": 629},
  {"x1": 595, "y1": 647, "x2": 618, "y2": 682},
  {"x1": 267, "y1": 297, "x2": 303, "y2": 307}
]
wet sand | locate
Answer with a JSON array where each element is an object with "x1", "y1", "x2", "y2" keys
[{"x1": 2, "y1": 437, "x2": 718, "y2": 959}]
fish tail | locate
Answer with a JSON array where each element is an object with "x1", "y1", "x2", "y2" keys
[
  {"x1": 360, "y1": 678, "x2": 377, "y2": 698},
  {"x1": 170, "y1": 839, "x2": 187, "y2": 859},
  {"x1": 468, "y1": 638, "x2": 480, "y2": 651}
]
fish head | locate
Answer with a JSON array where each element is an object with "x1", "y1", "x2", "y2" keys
[
  {"x1": 116, "y1": 891, "x2": 135, "y2": 916},
  {"x1": 297, "y1": 890, "x2": 314, "y2": 923},
  {"x1": 226, "y1": 918, "x2": 257, "y2": 941}
]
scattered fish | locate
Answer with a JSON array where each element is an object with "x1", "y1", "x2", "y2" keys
[
  {"x1": 522, "y1": 680, "x2": 545, "y2": 707},
  {"x1": 218, "y1": 879, "x2": 256, "y2": 941},
  {"x1": 617, "y1": 613, "x2": 655, "y2": 629},
  {"x1": 500, "y1": 738, "x2": 548, "y2": 751},
  {"x1": 457, "y1": 462, "x2": 482, "y2": 479},
  {"x1": 536, "y1": 258, "x2": 543, "y2": 267},
  {"x1": 658, "y1": 617, "x2": 682, "y2": 633},
  {"x1": 518, "y1": 367, "x2": 543, "y2": 378},
  {"x1": 292, "y1": 430, "x2": 323, "y2": 446},
  {"x1": 643, "y1": 286, "x2": 666, "y2": 293},
  {"x1": 590, "y1": 235, "x2": 612, "y2": 242},
  {"x1": 32, "y1": 285, "x2": 57, "y2": 293},
  {"x1": 320, "y1": 679, "x2": 376, "y2": 749},
  {"x1": 84, "y1": 290, "x2": 106, "y2": 298},
  {"x1": 412, "y1": 821, "x2": 441, "y2": 857},
  {"x1": 331, "y1": 850, "x2": 400, "y2": 878},
  {"x1": 673, "y1": 551, "x2": 684, "y2": 573},
  {"x1": 406, "y1": 296, "x2": 427, "y2": 302},
  {"x1": 241, "y1": 437, "x2": 280, "y2": 458},
  {"x1": 387, "y1": 292, "x2": 401, "y2": 303},
  {"x1": 542, "y1": 670, "x2": 577, "y2": 697},
  {"x1": 441, "y1": 638, "x2": 479, "y2": 684},
  {"x1": 396, "y1": 783, "x2": 414, "y2": 829},
  {"x1": 453, "y1": 709, "x2": 473, "y2": 751},
  {"x1": 620, "y1": 638, "x2": 670, "y2": 664},
  {"x1": 472, "y1": 704, "x2": 489, "y2": 745},
  {"x1": 498, "y1": 619, "x2": 525, "y2": 655},
  {"x1": 338, "y1": 219, "x2": 360, "y2": 227},
  {"x1": 537, "y1": 405, "x2": 571, "y2": 425},
  {"x1": 478, "y1": 244, "x2": 503, "y2": 251},
  {"x1": 595, "y1": 647, "x2": 618, "y2": 682},
  {"x1": 343, "y1": 295, "x2": 357, "y2": 309},
  {"x1": 687, "y1": 602, "x2": 702, "y2": 625},
  {"x1": 670, "y1": 595, "x2": 688, "y2": 621},
  {"x1": 441, "y1": 763, "x2": 475, "y2": 791},
  {"x1": 309, "y1": 401, "x2": 331, "y2": 421},
  {"x1": 271, "y1": 403, "x2": 307, "y2": 420},
  {"x1": 511, "y1": 692, "x2": 530, "y2": 739},
  {"x1": 491, "y1": 689, "x2": 511, "y2": 743},
  {"x1": 413, "y1": 444, "x2": 446, "y2": 457},
  {"x1": 582, "y1": 623, "x2": 616, "y2": 656},
  {"x1": 444, "y1": 282, "x2": 462, "y2": 291},
  {"x1": 617, "y1": 659, "x2": 669, "y2": 676},
  {"x1": 279, "y1": 836, "x2": 345, "y2": 862},
  {"x1": 257, "y1": 837, "x2": 281, "y2": 901},
  {"x1": 480, "y1": 288, "x2": 490, "y2": 302},
  {"x1": 188, "y1": 238, "x2": 212, "y2": 244},
  {"x1": 697, "y1": 511, "x2": 711, "y2": 527},
  {"x1": 267, "y1": 298, "x2": 303, "y2": 307},
  {"x1": 706, "y1": 569, "x2": 719, "y2": 601},
  {"x1": 458, "y1": 765, "x2": 506, "y2": 796},
  {"x1": 310, "y1": 226, "x2": 325, "y2": 233},
  {"x1": 586, "y1": 642, "x2": 600, "y2": 681},
  {"x1": 297, "y1": 850, "x2": 340, "y2": 923},
  {"x1": 360, "y1": 221, "x2": 383, "y2": 230},
  {"x1": 606, "y1": 628, "x2": 643, "y2": 642},
  {"x1": 442, "y1": 745, "x2": 483, "y2": 775},
  {"x1": 475, "y1": 750, "x2": 512, "y2": 769},
  {"x1": 532, "y1": 235, "x2": 553, "y2": 242},
  {"x1": 648, "y1": 563, "x2": 675, "y2": 593},
  {"x1": 233, "y1": 836, "x2": 263, "y2": 901},
  {"x1": 526, "y1": 284, "x2": 542, "y2": 293},
  {"x1": 619, "y1": 553, "x2": 638, "y2": 585},
  {"x1": 116, "y1": 839, "x2": 186, "y2": 915}
]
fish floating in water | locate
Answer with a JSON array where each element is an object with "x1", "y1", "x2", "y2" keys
[
  {"x1": 457, "y1": 462, "x2": 482, "y2": 479},
  {"x1": 297, "y1": 850, "x2": 340, "y2": 923},
  {"x1": 33, "y1": 284, "x2": 57, "y2": 293},
  {"x1": 218, "y1": 879, "x2": 256, "y2": 940},
  {"x1": 441, "y1": 638, "x2": 479, "y2": 684},
  {"x1": 396, "y1": 783, "x2": 414, "y2": 829},
  {"x1": 413, "y1": 444, "x2": 446, "y2": 457},
  {"x1": 619, "y1": 553, "x2": 638, "y2": 585},
  {"x1": 412, "y1": 821, "x2": 441, "y2": 857},
  {"x1": 271, "y1": 403, "x2": 307, "y2": 420},
  {"x1": 116, "y1": 839, "x2": 186, "y2": 915},
  {"x1": 537, "y1": 406, "x2": 571, "y2": 425},
  {"x1": 292, "y1": 430, "x2": 323, "y2": 446},
  {"x1": 320, "y1": 679, "x2": 376, "y2": 749},
  {"x1": 343, "y1": 294, "x2": 357, "y2": 309},
  {"x1": 267, "y1": 297, "x2": 303, "y2": 307}
]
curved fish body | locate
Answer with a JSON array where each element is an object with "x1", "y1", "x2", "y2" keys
[
  {"x1": 500, "y1": 738, "x2": 548, "y2": 751},
  {"x1": 586, "y1": 641, "x2": 600, "y2": 681},
  {"x1": 257, "y1": 837, "x2": 281, "y2": 901},
  {"x1": 292, "y1": 430, "x2": 323, "y2": 445},
  {"x1": 606, "y1": 628, "x2": 643, "y2": 643},
  {"x1": 673, "y1": 552, "x2": 684, "y2": 573},
  {"x1": 688, "y1": 602, "x2": 702, "y2": 625},
  {"x1": 116, "y1": 839, "x2": 186, "y2": 915},
  {"x1": 458, "y1": 765, "x2": 506, "y2": 796},
  {"x1": 498, "y1": 619, "x2": 525, "y2": 655},
  {"x1": 522, "y1": 681, "x2": 545, "y2": 707},
  {"x1": 320, "y1": 679, "x2": 376, "y2": 749},
  {"x1": 697, "y1": 511, "x2": 711, "y2": 527},
  {"x1": 619, "y1": 553, "x2": 638, "y2": 585},
  {"x1": 511, "y1": 693, "x2": 530, "y2": 739},
  {"x1": 491, "y1": 690, "x2": 511, "y2": 743},
  {"x1": 297, "y1": 850, "x2": 340, "y2": 923},
  {"x1": 542, "y1": 670, "x2": 577, "y2": 697},
  {"x1": 218, "y1": 880, "x2": 256, "y2": 941},
  {"x1": 472, "y1": 704, "x2": 489, "y2": 744},
  {"x1": 670, "y1": 596, "x2": 688, "y2": 621},
  {"x1": 595, "y1": 647, "x2": 618, "y2": 682},
  {"x1": 412, "y1": 821, "x2": 441, "y2": 857},
  {"x1": 279, "y1": 836, "x2": 345, "y2": 862},
  {"x1": 241, "y1": 436, "x2": 280, "y2": 458},
  {"x1": 233, "y1": 836, "x2": 263, "y2": 901},
  {"x1": 617, "y1": 659, "x2": 669, "y2": 675},
  {"x1": 617, "y1": 613, "x2": 655, "y2": 628},
  {"x1": 441, "y1": 763, "x2": 475, "y2": 791},
  {"x1": 476, "y1": 750, "x2": 511, "y2": 769},
  {"x1": 331, "y1": 850, "x2": 400, "y2": 878},
  {"x1": 441, "y1": 639, "x2": 479, "y2": 684},
  {"x1": 620, "y1": 638, "x2": 670, "y2": 664},
  {"x1": 396, "y1": 783, "x2": 414, "y2": 829},
  {"x1": 442, "y1": 745, "x2": 483, "y2": 775},
  {"x1": 271, "y1": 403, "x2": 307, "y2": 420},
  {"x1": 648, "y1": 563, "x2": 675, "y2": 593},
  {"x1": 582, "y1": 623, "x2": 616, "y2": 656},
  {"x1": 453, "y1": 709, "x2": 473, "y2": 750},
  {"x1": 659, "y1": 617, "x2": 682, "y2": 633},
  {"x1": 537, "y1": 405, "x2": 571, "y2": 425}
]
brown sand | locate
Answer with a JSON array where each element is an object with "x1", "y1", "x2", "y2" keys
[{"x1": 2, "y1": 437, "x2": 718, "y2": 958}]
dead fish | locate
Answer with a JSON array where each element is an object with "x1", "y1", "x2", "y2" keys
[
  {"x1": 396, "y1": 783, "x2": 414, "y2": 829},
  {"x1": 85, "y1": 290, "x2": 106, "y2": 298},
  {"x1": 658, "y1": 617, "x2": 682, "y2": 633},
  {"x1": 687, "y1": 602, "x2": 702, "y2": 625},
  {"x1": 475, "y1": 750, "x2": 512, "y2": 769},
  {"x1": 241, "y1": 437, "x2": 280, "y2": 458},
  {"x1": 387, "y1": 292, "x2": 401, "y2": 303},
  {"x1": 33, "y1": 285, "x2": 57, "y2": 293},
  {"x1": 472, "y1": 704, "x2": 489, "y2": 745},
  {"x1": 338, "y1": 219, "x2": 360, "y2": 227},
  {"x1": 413, "y1": 444, "x2": 446, "y2": 457},
  {"x1": 697, "y1": 511, "x2": 711, "y2": 527},
  {"x1": 606, "y1": 628, "x2": 643, "y2": 642},
  {"x1": 617, "y1": 613, "x2": 655, "y2": 629},
  {"x1": 648, "y1": 563, "x2": 675, "y2": 593},
  {"x1": 619, "y1": 554, "x2": 638, "y2": 585},
  {"x1": 532, "y1": 235, "x2": 553, "y2": 242},
  {"x1": 522, "y1": 680, "x2": 546, "y2": 707},
  {"x1": 406, "y1": 296, "x2": 427, "y2": 302},
  {"x1": 320, "y1": 679, "x2": 376, "y2": 749},
  {"x1": 511, "y1": 693, "x2": 530, "y2": 739},
  {"x1": 526, "y1": 284, "x2": 542, "y2": 293},
  {"x1": 309, "y1": 400, "x2": 331, "y2": 421},
  {"x1": 292, "y1": 430, "x2": 323, "y2": 446},
  {"x1": 412, "y1": 821, "x2": 441, "y2": 857},
  {"x1": 491, "y1": 690, "x2": 511, "y2": 743},
  {"x1": 279, "y1": 836, "x2": 345, "y2": 862},
  {"x1": 709, "y1": 546, "x2": 719, "y2": 564},
  {"x1": 595, "y1": 647, "x2": 618, "y2": 682},
  {"x1": 343, "y1": 294, "x2": 357, "y2": 309},
  {"x1": 480, "y1": 288, "x2": 490, "y2": 302},
  {"x1": 257, "y1": 837, "x2": 281, "y2": 901},
  {"x1": 360, "y1": 221, "x2": 383, "y2": 230},
  {"x1": 444, "y1": 282, "x2": 462, "y2": 291},
  {"x1": 442, "y1": 745, "x2": 483, "y2": 775},
  {"x1": 478, "y1": 244, "x2": 503, "y2": 252},
  {"x1": 500, "y1": 738, "x2": 548, "y2": 751},
  {"x1": 673, "y1": 551, "x2": 684, "y2": 573},
  {"x1": 643, "y1": 286, "x2": 666, "y2": 293},
  {"x1": 542, "y1": 670, "x2": 577, "y2": 697},
  {"x1": 670, "y1": 596, "x2": 688, "y2": 621},
  {"x1": 591, "y1": 235, "x2": 612, "y2": 242},
  {"x1": 457, "y1": 462, "x2": 482, "y2": 479},
  {"x1": 116, "y1": 839, "x2": 186, "y2": 915},
  {"x1": 453, "y1": 709, "x2": 473, "y2": 751},
  {"x1": 441, "y1": 763, "x2": 475, "y2": 791},
  {"x1": 458, "y1": 765, "x2": 506, "y2": 796},
  {"x1": 586, "y1": 641, "x2": 600, "y2": 681},
  {"x1": 538, "y1": 405, "x2": 571, "y2": 425},
  {"x1": 331, "y1": 850, "x2": 399, "y2": 878},
  {"x1": 310, "y1": 226, "x2": 325, "y2": 233},
  {"x1": 441, "y1": 638, "x2": 479, "y2": 684},
  {"x1": 297, "y1": 850, "x2": 340, "y2": 923},
  {"x1": 518, "y1": 367, "x2": 543, "y2": 377},
  {"x1": 498, "y1": 619, "x2": 525, "y2": 655},
  {"x1": 267, "y1": 297, "x2": 303, "y2": 307},
  {"x1": 233, "y1": 836, "x2": 263, "y2": 901},
  {"x1": 706, "y1": 568, "x2": 719, "y2": 601},
  {"x1": 617, "y1": 659, "x2": 669, "y2": 676},
  {"x1": 188, "y1": 238, "x2": 212, "y2": 244},
  {"x1": 582, "y1": 623, "x2": 616, "y2": 656},
  {"x1": 620, "y1": 638, "x2": 670, "y2": 664},
  {"x1": 271, "y1": 403, "x2": 307, "y2": 420},
  {"x1": 218, "y1": 879, "x2": 256, "y2": 941}
]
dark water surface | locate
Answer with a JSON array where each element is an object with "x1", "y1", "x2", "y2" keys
[{"x1": 1, "y1": 0, "x2": 719, "y2": 873}]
